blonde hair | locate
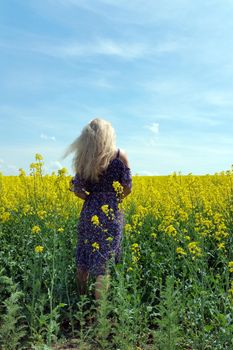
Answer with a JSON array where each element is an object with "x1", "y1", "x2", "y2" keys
[{"x1": 62, "y1": 118, "x2": 117, "y2": 183}]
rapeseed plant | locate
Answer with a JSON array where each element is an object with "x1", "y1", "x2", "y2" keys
[
  {"x1": 34, "y1": 245, "x2": 44, "y2": 253},
  {"x1": 1, "y1": 153, "x2": 233, "y2": 348},
  {"x1": 31, "y1": 225, "x2": 41, "y2": 234}
]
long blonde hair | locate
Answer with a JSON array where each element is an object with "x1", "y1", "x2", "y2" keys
[{"x1": 62, "y1": 118, "x2": 117, "y2": 183}]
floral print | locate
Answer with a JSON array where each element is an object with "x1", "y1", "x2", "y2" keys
[{"x1": 70, "y1": 149, "x2": 132, "y2": 277}]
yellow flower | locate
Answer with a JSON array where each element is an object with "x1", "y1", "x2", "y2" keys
[
  {"x1": 0, "y1": 212, "x2": 11, "y2": 222},
  {"x1": 91, "y1": 215, "x2": 100, "y2": 226},
  {"x1": 188, "y1": 241, "x2": 202, "y2": 256},
  {"x1": 228, "y1": 261, "x2": 233, "y2": 273},
  {"x1": 106, "y1": 236, "x2": 113, "y2": 242},
  {"x1": 131, "y1": 243, "x2": 139, "y2": 252},
  {"x1": 35, "y1": 245, "x2": 44, "y2": 253},
  {"x1": 132, "y1": 254, "x2": 140, "y2": 264},
  {"x1": 30, "y1": 162, "x2": 40, "y2": 170},
  {"x1": 23, "y1": 205, "x2": 31, "y2": 215},
  {"x1": 151, "y1": 232, "x2": 157, "y2": 239},
  {"x1": 19, "y1": 168, "x2": 26, "y2": 177},
  {"x1": 101, "y1": 204, "x2": 109, "y2": 215},
  {"x1": 37, "y1": 210, "x2": 47, "y2": 219},
  {"x1": 32, "y1": 225, "x2": 41, "y2": 234},
  {"x1": 165, "y1": 224, "x2": 177, "y2": 237},
  {"x1": 35, "y1": 153, "x2": 43, "y2": 161},
  {"x1": 58, "y1": 167, "x2": 68, "y2": 176},
  {"x1": 112, "y1": 180, "x2": 123, "y2": 195},
  {"x1": 92, "y1": 242, "x2": 100, "y2": 251},
  {"x1": 131, "y1": 243, "x2": 141, "y2": 265},
  {"x1": 124, "y1": 223, "x2": 132, "y2": 234},
  {"x1": 58, "y1": 227, "x2": 64, "y2": 233},
  {"x1": 217, "y1": 242, "x2": 226, "y2": 251},
  {"x1": 176, "y1": 247, "x2": 187, "y2": 256},
  {"x1": 101, "y1": 204, "x2": 115, "y2": 220},
  {"x1": 178, "y1": 209, "x2": 188, "y2": 221}
]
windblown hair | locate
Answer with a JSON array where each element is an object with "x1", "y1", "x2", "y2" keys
[{"x1": 62, "y1": 118, "x2": 117, "y2": 183}]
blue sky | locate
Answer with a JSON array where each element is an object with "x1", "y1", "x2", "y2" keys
[{"x1": 0, "y1": 0, "x2": 233, "y2": 176}]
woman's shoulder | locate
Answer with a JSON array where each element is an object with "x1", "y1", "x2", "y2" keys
[
  {"x1": 111, "y1": 148, "x2": 131, "y2": 169},
  {"x1": 118, "y1": 149, "x2": 130, "y2": 168}
]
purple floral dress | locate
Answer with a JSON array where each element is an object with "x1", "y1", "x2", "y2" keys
[{"x1": 70, "y1": 149, "x2": 132, "y2": 277}]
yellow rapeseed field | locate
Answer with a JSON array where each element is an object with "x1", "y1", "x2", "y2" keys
[{"x1": 0, "y1": 153, "x2": 233, "y2": 349}]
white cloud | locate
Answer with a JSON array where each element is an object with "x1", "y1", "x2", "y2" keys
[
  {"x1": 32, "y1": 38, "x2": 150, "y2": 60},
  {"x1": 1, "y1": 26, "x2": 182, "y2": 61},
  {"x1": 145, "y1": 122, "x2": 160, "y2": 134},
  {"x1": 95, "y1": 38, "x2": 146, "y2": 59},
  {"x1": 57, "y1": 0, "x2": 198, "y2": 25},
  {"x1": 44, "y1": 37, "x2": 182, "y2": 59},
  {"x1": 40, "y1": 133, "x2": 56, "y2": 141}
]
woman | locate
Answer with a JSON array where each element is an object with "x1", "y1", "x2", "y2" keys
[{"x1": 62, "y1": 118, "x2": 132, "y2": 302}]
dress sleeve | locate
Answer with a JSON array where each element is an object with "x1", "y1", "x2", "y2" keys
[
  {"x1": 69, "y1": 173, "x2": 87, "y2": 194},
  {"x1": 120, "y1": 161, "x2": 132, "y2": 190}
]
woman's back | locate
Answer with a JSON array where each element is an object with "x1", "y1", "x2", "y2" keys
[{"x1": 71, "y1": 148, "x2": 132, "y2": 196}]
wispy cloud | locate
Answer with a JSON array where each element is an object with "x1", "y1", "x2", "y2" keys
[
  {"x1": 40, "y1": 133, "x2": 56, "y2": 141},
  {"x1": 1, "y1": 26, "x2": 182, "y2": 61},
  {"x1": 23, "y1": 38, "x2": 148, "y2": 60},
  {"x1": 122, "y1": 102, "x2": 224, "y2": 127},
  {"x1": 34, "y1": 38, "x2": 184, "y2": 60},
  {"x1": 58, "y1": 0, "x2": 198, "y2": 25},
  {"x1": 145, "y1": 122, "x2": 160, "y2": 134}
]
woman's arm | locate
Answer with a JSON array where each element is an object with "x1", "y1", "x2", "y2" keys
[
  {"x1": 74, "y1": 191, "x2": 89, "y2": 200},
  {"x1": 119, "y1": 150, "x2": 132, "y2": 198},
  {"x1": 69, "y1": 177, "x2": 89, "y2": 200},
  {"x1": 121, "y1": 186, "x2": 132, "y2": 198}
]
